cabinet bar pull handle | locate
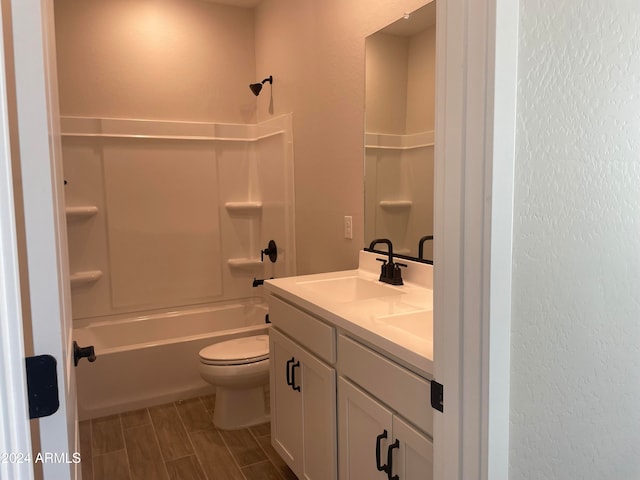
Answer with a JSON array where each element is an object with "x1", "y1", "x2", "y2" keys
[
  {"x1": 386, "y1": 439, "x2": 400, "y2": 480},
  {"x1": 376, "y1": 430, "x2": 389, "y2": 473},
  {"x1": 291, "y1": 360, "x2": 301, "y2": 392},
  {"x1": 286, "y1": 357, "x2": 294, "y2": 387}
]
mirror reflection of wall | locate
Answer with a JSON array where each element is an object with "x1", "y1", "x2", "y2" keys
[{"x1": 364, "y1": 1, "x2": 436, "y2": 262}]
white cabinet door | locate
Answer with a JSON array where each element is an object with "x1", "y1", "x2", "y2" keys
[
  {"x1": 300, "y1": 341, "x2": 337, "y2": 479},
  {"x1": 339, "y1": 377, "x2": 433, "y2": 480},
  {"x1": 270, "y1": 327, "x2": 337, "y2": 479},
  {"x1": 270, "y1": 328, "x2": 303, "y2": 468},
  {"x1": 392, "y1": 414, "x2": 434, "y2": 480},
  {"x1": 338, "y1": 377, "x2": 393, "y2": 480}
]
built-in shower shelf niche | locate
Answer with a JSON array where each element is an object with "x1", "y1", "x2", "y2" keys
[
  {"x1": 225, "y1": 202, "x2": 263, "y2": 214},
  {"x1": 70, "y1": 270, "x2": 103, "y2": 288},
  {"x1": 227, "y1": 258, "x2": 264, "y2": 270},
  {"x1": 365, "y1": 130, "x2": 435, "y2": 151},
  {"x1": 66, "y1": 206, "x2": 98, "y2": 220},
  {"x1": 379, "y1": 200, "x2": 413, "y2": 210}
]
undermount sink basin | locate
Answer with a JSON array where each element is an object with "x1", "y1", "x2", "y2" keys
[
  {"x1": 375, "y1": 310, "x2": 433, "y2": 338},
  {"x1": 296, "y1": 276, "x2": 403, "y2": 303}
]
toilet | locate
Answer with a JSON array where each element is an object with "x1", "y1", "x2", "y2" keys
[{"x1": 198, "y1": 334, "x2": 270, "y2": 430}]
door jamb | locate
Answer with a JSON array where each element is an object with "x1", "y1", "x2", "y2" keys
[
  {"x1": 0, "y1": 4, "x2": 34, "y2": 478},
  {"x1": 434, "y1": 0, "x2": 517, "y2": 478}
]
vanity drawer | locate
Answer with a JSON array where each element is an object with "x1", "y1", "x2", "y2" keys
[
  {"x1": 268, "y1": 295, "x2": 336, "y2": 364},
  {"x1": 338, "y1": 334, "x2": 432, "y2": 436}
]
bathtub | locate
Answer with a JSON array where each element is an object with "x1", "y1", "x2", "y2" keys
[{"x1": 74, "y1": 300, "x2": 269, "y2": 420}]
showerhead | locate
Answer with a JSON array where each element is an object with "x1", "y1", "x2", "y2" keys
[
  {"x1": 249, "y1": 75, "x2": 272, "y2": 96},
  {"x1": 249, "y1": 83, "x2": 263, "y2": 96}
]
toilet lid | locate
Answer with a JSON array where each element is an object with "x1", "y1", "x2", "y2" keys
[{"x1": 199, "y1": 335, "x2": 269, "y2": 365}]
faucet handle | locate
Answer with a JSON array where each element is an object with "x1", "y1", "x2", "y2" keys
[
  {"x1": 261, "y1": 240, "x2": 278, "y2": 263},
  {"x1": 392, "y1": 262, "x2": 407, "y2": 285},
  {"x1": 376, "y1": 257, "x2": 390, "y2": 282}
]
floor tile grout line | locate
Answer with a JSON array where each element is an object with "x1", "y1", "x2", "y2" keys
[
  {"x1": 145, "y1": 406, "x2": 172, "y2": 480},
  {"x1": 88, "y1": 397, "x2": 288, "y2": 480},
  {"x1": 250, "y1": 431, "x2": 289, "y2": 480},
  {"x1": 177, "y1": 398, "x2": 211, "y2": 480},
  {"x1": 244, "y1": 416, "x2": 288, "y2": 479},
  {"x1": 218, "y1": 427, "x2": 252, "y2": 480},
  {"x1": 117, "y1": 413, "x2": 133, "y2": 480},
  {"x1": 146, "y1": 402, "x2": 179, "y2": 479},
  {"x1": 243, "y1": 459, "x2": 289, "y2": 480},
  {"x1": 191, "y1": 395, "x2": 261, "y2": 480}
]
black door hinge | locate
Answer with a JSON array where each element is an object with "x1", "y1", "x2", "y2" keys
[
  {"x1": 431, "y1": 380, "x2": 444, "y2": 412},
  {"x1": 25, "y1": 355, "x2": 59, "y2": 419}
]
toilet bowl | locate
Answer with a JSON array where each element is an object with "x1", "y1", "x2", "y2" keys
[{"x1": 198, "y1": 334, "x2": 270, "y2": 430}]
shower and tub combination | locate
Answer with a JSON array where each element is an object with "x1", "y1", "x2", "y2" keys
[
  {"x1": 64, "y1": 114, "x2": 295, "y2": 423},
  {"x1": 74, "y1": 301, "x2": 269, "y2": 420}
]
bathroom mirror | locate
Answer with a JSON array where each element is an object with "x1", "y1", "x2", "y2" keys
[{"x1": 364, "y1": 1, "x2": 436, "y2": 262}]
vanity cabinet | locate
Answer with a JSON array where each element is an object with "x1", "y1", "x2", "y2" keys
[
  {"x1": 339, "y1": 378, "x2": 433, "y2": 480},
  {"x1": 338, "y1": 334, "x2": 433, "y2": 480},
  {"x1": 268, "y1": 297, "x2": 337, "y2": 480},
  {"x1": 266, "y1": 264, "x2": 433, "y2": 480}
]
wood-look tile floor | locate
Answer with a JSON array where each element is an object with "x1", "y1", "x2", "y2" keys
[{"x1": 79, "y1": 394, "x2": 297, "y2": 480}]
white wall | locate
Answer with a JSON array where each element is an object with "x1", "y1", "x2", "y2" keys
[
  {"x1": 405, "y1": 25, "x2": 435, "y2": 134},
  {"x1": 54, "y1": 0, "x2": 256, "y2": 123},
  {"x1": 365, "y1": 32, "x2": 409, "y2": 135},
  {"x1": 254, "y1": 0, "x2": 427, "y2": 274},
  {"x1": 510, "y1": 1, "x2": 640, "y2": 478}
]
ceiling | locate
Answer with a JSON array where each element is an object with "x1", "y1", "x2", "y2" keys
[{"x1": 378, "y1": 1, "x2": 436, "y2": 37}]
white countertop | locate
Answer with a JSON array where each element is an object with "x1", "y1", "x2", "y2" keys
[{"x1": 264, "y1": 251, "x2": 433, "y2": 378}]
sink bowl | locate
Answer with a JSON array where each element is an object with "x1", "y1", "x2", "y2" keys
[
  {"x1": 375, "y1": 310, "x2": 433, "y2": 339},
  {"x1": 296, "y1": 276, "x2": 402, "y2": 303}
]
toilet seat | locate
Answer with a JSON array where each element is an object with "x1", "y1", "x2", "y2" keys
[{"x1": 199, "y1": 335, "x2": 269, "y2": 366}]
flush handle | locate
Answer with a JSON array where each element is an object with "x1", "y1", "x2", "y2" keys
[{"x1": 73, "y1": 341, "x2": 96, "y2": 367}]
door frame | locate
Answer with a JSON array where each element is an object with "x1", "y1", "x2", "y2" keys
[
  {"x1": 0, "y1": 0, "x2": 519, "y2": 479},
  {"x1": 0, "y1": 4, "x2": 34, "y2": 477},
  {"x1": 434, "y1": 0, "x2": 517, "y2": 478},
  {"x1": 1, "y1": 0, "x2": 77, "y2": 479}
]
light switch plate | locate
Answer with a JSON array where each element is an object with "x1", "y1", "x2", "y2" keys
[{"x1": 344, "y1": 216, "x2": 353, "y2": 239}]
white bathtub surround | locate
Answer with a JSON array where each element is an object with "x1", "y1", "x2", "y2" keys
[
  {"x1": 63, "y1": 114, "x2": 295, "y2": 319},
  {"x1": 74, "y1": 301, "x2": 269, "y2": 420}
]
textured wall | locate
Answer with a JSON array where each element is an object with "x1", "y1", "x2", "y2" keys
[{"x1": 510, "y1": 1, "x2": 640, "y2": 478}]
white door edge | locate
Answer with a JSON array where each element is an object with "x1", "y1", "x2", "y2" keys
[
  {"x1": 434, "y1": 0, "x2": 517, "y2": 478},
  {"x1": 9, "y1": 0, "x2": 78, "y2": 478},
  {"x1": 0, "y1": 4, "x2": 34, "y2": 477}
]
